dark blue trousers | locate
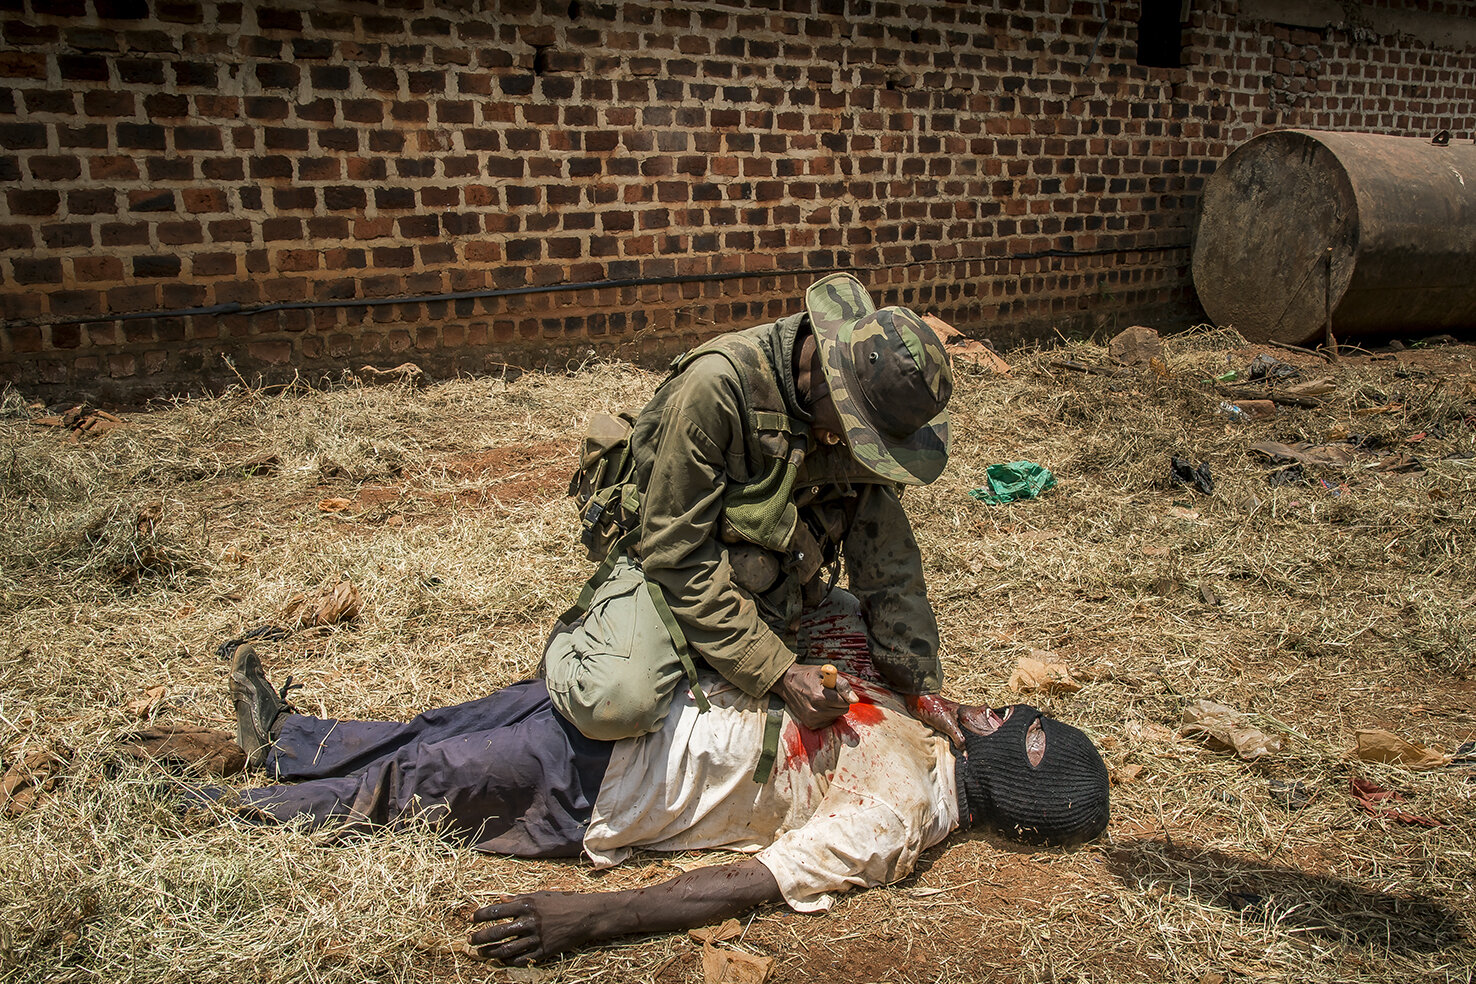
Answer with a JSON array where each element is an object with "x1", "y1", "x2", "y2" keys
[{"x1": 235, "y1": 680, "x2": 612, "y2": 857}]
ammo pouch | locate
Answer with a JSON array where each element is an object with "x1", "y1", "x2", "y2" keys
[{"x1": 567, "y1": 410, "x2": 639, "y2": 562}]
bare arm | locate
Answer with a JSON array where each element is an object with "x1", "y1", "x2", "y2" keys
[{"x1": 468, "y1": 858, "x2": 783, "y2": 965}]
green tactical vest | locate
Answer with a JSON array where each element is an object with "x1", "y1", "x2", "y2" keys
[{"x1": 664, "y1": 325, "x2": 809, "y2": 555}]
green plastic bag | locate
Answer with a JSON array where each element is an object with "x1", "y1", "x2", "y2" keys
[{"x1": 968, "y1": 461, "x2": 1056, "y2": 505}]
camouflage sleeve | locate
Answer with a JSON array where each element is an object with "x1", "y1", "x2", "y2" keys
[
  {"x1": 636, "y1": 356, "x2": 796, "y2": 698},
  {"x1": 844, "y1": 484, "x2": 944, "y2": 695}
]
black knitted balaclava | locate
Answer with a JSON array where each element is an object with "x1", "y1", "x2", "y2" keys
[{"x1": 955, "y1": 705, "x2": 1110, "y2": 845}]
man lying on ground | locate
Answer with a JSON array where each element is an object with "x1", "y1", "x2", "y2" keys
[{"x1": 219, "y1": 633, "x2": 1110, "y2": 966}]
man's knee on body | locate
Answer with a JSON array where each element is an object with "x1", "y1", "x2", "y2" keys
[{"x1": 550, "y1": 677, "x2": 673, "y2": 741}]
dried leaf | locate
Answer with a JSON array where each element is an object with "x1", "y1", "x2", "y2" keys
[
  {"x1": 317, "y1": 497, "x2": 353, "y2": 513},
  {"x1": 127, "y1": 684, "x2": 168, "y2": 720},
  {"x1": 1, "y1": 748, "x2": 70, "y2": 817},
  {"x1": 689, "y1": 918, "x2": 743, "y2": 944},
  {"x1": 1180, "y1": 700, "x2": 1282, "y2": 760},
  {"x1": 1349, "y1": 777, "x2": 1441, "y2": 827},
  {"x1": 1283, "y1": 377, "x2": 1336, "y2": 398},
  {"x1": 701, "y1": 942, "x2": 773, "y2": 984},
  {"x1": 1112, "y1": 763, "x2": 1143, "y2": 785},
  {"x1": 1008, "y1": 656, "x2": 1082, "y2": 695},
  {"x1": 282, "y1": 580, "x2": 361, "y2": 628},
  {"x1": 1346, "y1": 729, "x2": 1448, "y2": 770}
]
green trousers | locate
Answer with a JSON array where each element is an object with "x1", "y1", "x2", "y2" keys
[{"x1": 544, "y1": 558, "x2": 871, "y2": 741}]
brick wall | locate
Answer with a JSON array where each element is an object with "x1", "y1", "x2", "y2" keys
[{"x1": 1, "y1": 0, "x2": 1474, "y2": 400}]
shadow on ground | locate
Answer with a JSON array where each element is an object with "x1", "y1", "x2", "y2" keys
[{"x1": 1106, "y1": 838, "x2": 1466, "y2": 955}]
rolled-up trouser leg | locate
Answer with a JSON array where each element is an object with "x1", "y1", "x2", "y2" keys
[{"x1": 542, "y1": 558, "x2": 687, "y2": 741}]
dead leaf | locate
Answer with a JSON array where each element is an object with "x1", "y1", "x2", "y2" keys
[
  {"x1": 1349, "y1": 776, "x2": 1441, "y2": 827},
  {"x1": 127, "y1": 684, "x2": 168, "y2": 720},
  {"x1": 1283, "y1": 377, "x2": 1336, "y2": 398},
  {"x1": 317, "y1": 497, "x2": 353, "y2": 513},
  {"x1": 281, "y1": 580, "x2": 361, "y2": 628},
  {"x1": 1008, "y1": 655, "x2": 1082, "y2": 695},
  {"x1": 1180, "y1": 700, "x2": 1282, "y2": 760},
  {"x1": 357, "y1": 363, "x2": 424, "y2": 386},
  {"x1": 689, "y1": 918, "x2": 743, "y2": 944},
  {"x1": 1141, "y1": 544, "x2": 1170, "y2": 557},
  {"x1": 701, "y1": 942, "x2": 773, "y2": 984},
  {"x1": 1346, "y1": 728, "x2": 1448, "y2": 770},
  {"x1": 1249, "y1": 441, "x2": 1356, "y2": 469},
  {"x1": 1112, "y1": 763, "x2": 1143, "y2": 785},
  {"x1": 1, "y1": 748, "x2": 70, "y2": 817},
  {"x1": 1167, "y1": 506, "x2": 1201, "y2": 521},
  {"x1": 136, "y1": 502, "x2": 163, "y2": 537},
  {"x1": 923, "y1": 314, "x2": 1012, "y2": 375}
]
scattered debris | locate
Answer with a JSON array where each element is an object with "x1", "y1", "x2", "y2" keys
[
  {"x1": 1349, "y1": 777, "x2": 1441, "y2": 827},
  {"x1": 922, "y1": 314, "x2": 1012, "y2": 375},
  {"x1": 967, "y1": 461, "x2": 1056, "y2": 504},
  {"x1": 691, "y1": 919, "x2": 772, "y2": 984},
  {"x1": 1247, "y1": 354, "x2": 1299, "y2": 382},
  {"x1": 1230, "y1": 399, "x2": 1275, "y2": 421},
  {"x1": 1268, "y1": 779, "x2": 1314, "y2": 811},
  {"x1": 29, "y1": 405, "x2": 127, "y2": 441},
  {"x1": 1180, "y1": 700, "x2": 1283, "y2": 760},
  {"x1": 1170, "y1": 457, "x2": 1214, "y2": 494},
  {"x1": 1345, "y1": 728, "x2": 1449, "y2": 770},
  {"x1": 1008, "y1": 655, "x2": 1083, "y2": 695},
  {"x1": 127, "y1": 684, "x2": 169, "y2": 720},
  {"x1": 1250, "y1": 441, "x2": 1355, "y2": 469},
  {"x1": 1108, "y1": 325, "x2": 1164, "y2": 366},
  {"x1": 1282, "y1": 377, "x2": 1337, "y2": 399},
  {"x1": 118, "y1": 726, "x2": 246, "y2": 777},
  {"x1": 1266, "y1": 464, "x2": 1306, "y2": 487},
  {"x1": 1, "y1": 747, "x2": 70, "y2": 817},
  {"x1": 1216, "y1": 401, "x2": 1248, "y2": 421},
  {"x1": 281, "y1": 580, "x2": 361, "y2": 628},
  {"x1": 356, "y1": 363, "x2": 424, "y2": 387}
]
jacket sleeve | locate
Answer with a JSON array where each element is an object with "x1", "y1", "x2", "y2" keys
[
  {"x1": 843, "y1": 483, "x2": 944, "y2": 695},
  {"x1": 636, "y1": 357, "x2": 796, "y2": 698}
]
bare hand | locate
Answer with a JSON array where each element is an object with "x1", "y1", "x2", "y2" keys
[
  {"x1": 771, "y1": 662, "x2": 856, "y2": 730},
  {"x1": 905, "y1": 693, "x2": 967, "y2": 747},
  {"x1": 469, "y1": 891, "x2": 601, "y2": 965}
]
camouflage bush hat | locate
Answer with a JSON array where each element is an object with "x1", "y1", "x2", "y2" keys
[{"x1": 804, "y1": 272, "x2": 953, "y2": 485}]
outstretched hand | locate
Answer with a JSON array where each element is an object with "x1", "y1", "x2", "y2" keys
[
  {"x1": 771, "y1": 662, "x2": 856, "y2": 730},
  {"x1": 905, "y1": 693, "x2": 968, "y2": 747},
  {"x1": 469, "y1": 891, "x2": 600, "y2": 966}
]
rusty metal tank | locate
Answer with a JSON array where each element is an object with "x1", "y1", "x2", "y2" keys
[{"x1": 1192, "y1": 129, "x2": 1476, "y2": 344}]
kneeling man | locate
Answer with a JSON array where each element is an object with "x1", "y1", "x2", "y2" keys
[{"x1": 222, "y1": 642, "x2": 1109, "y2": 965}]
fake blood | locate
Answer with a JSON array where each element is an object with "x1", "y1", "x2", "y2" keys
[{"x1": 782, "y1": 683, "x2": 885, "y2": 768}]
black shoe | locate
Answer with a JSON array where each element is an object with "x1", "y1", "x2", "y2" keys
[{"x1": 229, "y1": 644, "x2": 300, "y2": 769}]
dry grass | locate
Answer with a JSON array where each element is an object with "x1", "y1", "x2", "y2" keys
[{"x1": 2, "y1": 332, "x2": 1474, "y2": 983}]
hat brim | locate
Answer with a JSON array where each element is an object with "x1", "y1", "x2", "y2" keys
[{"x1": 805, "y1": 275, "x2": 950, "y2": 486}]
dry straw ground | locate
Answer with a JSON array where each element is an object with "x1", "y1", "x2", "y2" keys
[{"x1": 2, "y1": 329, "x2": 1473, "y2": 984}]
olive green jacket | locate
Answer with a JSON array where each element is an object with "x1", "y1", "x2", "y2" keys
[{"x1": 627, "y1": 313, "x2": 944, "y2": 699}]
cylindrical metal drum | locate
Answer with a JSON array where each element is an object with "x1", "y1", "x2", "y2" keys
[{"x1": 1192, "y1": 129, "x2": 1476, "y2": 344}]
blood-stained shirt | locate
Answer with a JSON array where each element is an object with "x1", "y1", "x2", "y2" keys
[{"x1": 582, "y1": 672, "x2": 958, "y2": 912}]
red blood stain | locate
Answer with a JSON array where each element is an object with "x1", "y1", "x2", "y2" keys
[{"x1": 781, "y1": 678, "x2": 888, "y2": 768}]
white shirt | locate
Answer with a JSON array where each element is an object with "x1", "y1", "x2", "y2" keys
[{"x1": 584, "y1": 674, "x2": 959, "y2": 912}]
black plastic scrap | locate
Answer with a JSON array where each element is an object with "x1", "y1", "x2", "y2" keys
[
  {"x1": 1247, "y1": 354, "x2": 1300, "y2": 382},
  {"x1": 1170, "y1": 457, "x2": 1215, "y2": 494}
]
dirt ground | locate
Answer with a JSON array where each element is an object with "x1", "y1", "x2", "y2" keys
[{"x1": 1, "y1": 328, "x2": 1473, "y2": 984}]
